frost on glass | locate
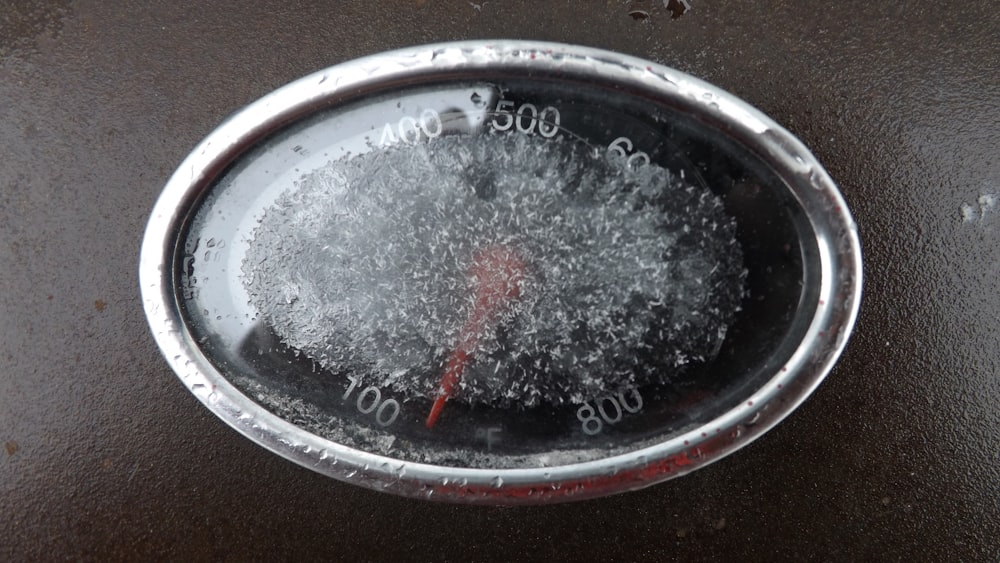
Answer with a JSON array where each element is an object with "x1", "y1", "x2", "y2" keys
[{"x1": 242, "y1": 132, "x2": 745, "y2": 408}]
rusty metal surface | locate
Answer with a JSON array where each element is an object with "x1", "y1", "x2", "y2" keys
[{"x1": 1, "y1": 1, "x2": 997, "y2": 560}]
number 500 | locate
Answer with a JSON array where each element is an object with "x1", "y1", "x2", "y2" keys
[{"x1": 490, "y1": 99, "x2": 561, "y2": 138}]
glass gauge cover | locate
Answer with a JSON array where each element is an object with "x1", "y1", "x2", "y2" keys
[{"x1": 140, "y1": 41, "x2": 862, "y2": 504}]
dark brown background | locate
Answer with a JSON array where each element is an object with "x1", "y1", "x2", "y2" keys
[{"x1": 2, "y1": 1, "x2": 998, "y2": 561}]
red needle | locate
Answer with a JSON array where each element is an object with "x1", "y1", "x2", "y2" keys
[{"x1": 426, "y1": 245, "x2": 526, "y2": 428}]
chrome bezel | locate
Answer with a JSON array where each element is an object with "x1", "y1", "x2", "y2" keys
[{"x1": 139, "y1": 41, "x2": 863, "y2": 504}]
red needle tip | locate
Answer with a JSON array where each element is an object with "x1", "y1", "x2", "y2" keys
[{"x1": 425, "y1": 245, "x2": 526, "y2": 429}]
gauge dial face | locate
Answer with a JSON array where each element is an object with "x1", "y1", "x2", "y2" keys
[{"x1": 144, "y1": 43, "x2": 861, "y2": 503}]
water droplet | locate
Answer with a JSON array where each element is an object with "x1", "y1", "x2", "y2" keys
[
  {"x1": 808, "y1": 169, "x2": 823, "y2": 190},
  {"x1": 665, "y1": 0, "x2": 692, "y2": 19}
]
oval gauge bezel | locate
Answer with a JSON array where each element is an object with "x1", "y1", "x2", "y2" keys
[{"x1": 139, "y1": 41, "x2": 862, "y2": 504}]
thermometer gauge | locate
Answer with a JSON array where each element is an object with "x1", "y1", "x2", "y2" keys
[{"x1": 140, "y1": 41, "x2": 862, "y2": 503}]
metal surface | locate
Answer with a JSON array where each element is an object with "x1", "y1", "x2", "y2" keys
[{"x1": 2, "y1": 0, "x2": 998, "y2": 558}]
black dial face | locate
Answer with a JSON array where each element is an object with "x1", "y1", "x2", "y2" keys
[{"x1": 177, "y1": 79, "x2": 815, "y2": 469}]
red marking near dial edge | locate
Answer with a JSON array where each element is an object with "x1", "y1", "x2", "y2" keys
[{"x1": 426, "y1": 245, "x2": 527, "y2": 428}]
